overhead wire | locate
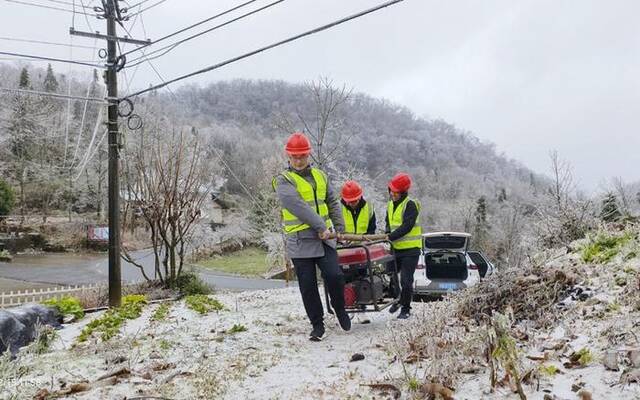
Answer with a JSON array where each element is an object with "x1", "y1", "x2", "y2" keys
[
  {"x1": 0, "y1": 36, "x2": 99, "y2": 50},
  {"x1": 2, "y1": 0, "x2": 95, "y2": 15},
  {"x1": 119, "y1": 0, "x2": 261, "y2": 58},
  {"x1": 119, "y1": 16, "x2": 178, "y2": 99},
  {"x1": 72, "y1": 128, "x2": 107, "y2": 180},
  {"x1": 39, "y1": 0, "x2": 95, "y2": 9},
  {"x1": 125, "y1": 0, "x2": 167, "y2": 18},
  {"x1": 0, "y1": 57, "x2": 95, "y2": 63},
  {"x1": 77, "y1": 0, "x2": 96, "y2": 32},
  {"x1": 124, "y1": 0, "x2": 284, "y2": 67},
  {"x1": 0, "y1": 87, "x2": 107, "y2": 103},
  {"x1": 124, "y1": 0, "x2": 405, "y2": 99},
  {"x1": 65, "y1": 1, "x2": 76, "y2": 164},
  {"x1": 72, "y1": 105, "x2": 107, "y2": 180},
  {"x1": 121, "y1": 2, "x2": 148, "y2": 94},
  {"x1": 0, "y1": 51, "x2": 103, "y2": 68},
  {"x1": 69, "y1": 61, "x2": 102, "y2": 168},
  {"x1": 123, "y1": 0, "x2": 152, "y2": 9},
  {"x1": 120, "y1": 12, "x2": 269, "y2": 215},
  {"x1": 116, "y1": 0, "x2": 144, "y2": 95}
]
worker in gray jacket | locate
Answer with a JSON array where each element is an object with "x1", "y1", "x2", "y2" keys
[{"x1": 272, "y1": 132, "x2": 351, "y2": 341}]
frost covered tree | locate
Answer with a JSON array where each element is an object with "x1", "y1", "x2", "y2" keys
[
  {"x1": 0, "y1": 178, "x2": 15, "y2": 216},
  {"x1": 600, "y1": 192, "x2": 621, "y2": 222},
  {"x1": 43, "y1": 64, "x2": 59, "y2": 93}
]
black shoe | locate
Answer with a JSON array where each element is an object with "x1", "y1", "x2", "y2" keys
[
  {"x1": 309, "y1": 325, "x2": 325, "y2": 341},
  {"x1": 336, "y1": 311, "x2": 352, "y2": 332},
  {"x1": 389, "y1": 303, "x2": 400, "y2": 314},
  {"x1": 397, "y1": 310, "x2": 410, "y2": 319}
]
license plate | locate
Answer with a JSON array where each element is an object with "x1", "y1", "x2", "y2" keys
[{"x1": 439, "y1": 283, "x2": 457, "y2": 290}]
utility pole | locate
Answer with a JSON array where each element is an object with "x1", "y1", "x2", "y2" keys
[
  {"x1": 71, "y1": 0, "x2": 151, "y2": 308},
  {"x1": 105, "y1": 0, "x2": 121, "y2": 308}
]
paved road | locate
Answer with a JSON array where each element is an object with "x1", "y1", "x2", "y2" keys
[{"x1": 0, "y1": 251, "x2": 290, "y2": 291}]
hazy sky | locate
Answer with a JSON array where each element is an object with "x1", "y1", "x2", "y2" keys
[{"x1": 2, "y1": 0, "x2": 639, "y2": 192}]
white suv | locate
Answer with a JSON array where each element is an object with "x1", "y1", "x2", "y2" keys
[{"x1": 413, "y1": 232, "x2": 492, "y2": 297}]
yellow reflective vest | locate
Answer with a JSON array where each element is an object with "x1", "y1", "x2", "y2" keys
[
  {"x1": 342, "y1": 201, "x2": 373, "y2": 234},
  {"x1": 273, "y1": 168, "x2": 332, "y2": 234},
  {"x1": 387, "y1": 197, "x2": 422, "y2": 250}
]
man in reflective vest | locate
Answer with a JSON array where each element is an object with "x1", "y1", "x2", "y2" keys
[
  {"x1": 341, "y1": 180, "x2": 376, "y2": 235},
  {"x1": 272, "y1": 132, "x2": 351, "y2": 341},
  {"x1": 385, "y1": 172, "x2": 422, "y2": 319}
]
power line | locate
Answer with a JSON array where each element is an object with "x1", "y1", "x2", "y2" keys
[
  {"x1": 39, "y1": 0, "x2": 94, "y2": 9},
  {"x1": 124, "y1": 0, "x2": 405, "y2": 99},
  {"x1": 0, "y1": 36, "x2": 99, "y2": 50},
  {"x1": 126, "y1": 0, "x2": 168, "y2": 17},
  {"x1": 124, "y1": 0, "x2": 284, "y2": 68},
  {"x1": 0, "y1": 50, "x2": 103, "y2": 68},
  {"x1": 2, "y1": 0, "x2": 96, "y2": 15},
  {"x1": 118, "y1": 16, "x2": 176, "y2": 99},
  {"x1": 123, "y1": 0, "x2": 152, "y2": 10},
  {"x1": 117, "y1": 12, "x2": 269, "y2": 214},
  {"x1": 120, "y1": 0, "x2": 261, "y2": 58},
  {"x1": 122, "y1": 6, "x2": 148, "y2": 94},
  {"x1": 78, "y1": 0, "x2": 96, "y2": 32},
  {"x1": 73, "y1": 128, "x2": 107, "y2": 181},
  {"x1": 0, "y1": 86, "x2": 107, "y2": 103},
  {"x1": 0, "y1": 57, "x2": 96, "y2": 63},
  {"x1": 70, "y1": 76, "x2": 104, "y2": 168}
]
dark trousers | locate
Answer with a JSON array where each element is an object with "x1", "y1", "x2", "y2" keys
[
  {"x1": 391, "y1": 254, "x2": 419, "y2": 311},
  {"x1": 292, "y1": 244, "x2": 345, "y2": 328}
]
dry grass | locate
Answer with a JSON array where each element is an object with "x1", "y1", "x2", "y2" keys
[
  {"x1": 454, "y1": 261, "x2": 578, "y2": 326},
  {"x1": 75, "y1": 281, "x2": 176, "y2": 309},
  {"x1": 386, "y1": 298, "x2": 486, "y2": 391}
]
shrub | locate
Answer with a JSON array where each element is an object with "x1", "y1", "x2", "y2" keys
[
  {"x1": 150, "y1": 302, "x2": 171, "y2": 322},
  {"x1": 0, "y1": 179, "x2": 15, "y2": 216},
  {"x1": 77, "y1": 294, "x2": 148, "y2": 343},
  {"x1": 581, "y1": 232, "x2": 632, "y2": 263},
  {"x1": 43, "y1": 296, "x2": 84, "y2": 320},
  {"x1": 185, "y1": 294, "x2": 224, "y2": 314},
  {"x1": 169, "y1": 271, "x2": 212, "y2": 296},
  {"x1": 228, "y1": 324, "x2": 247, "y2": 334},
  {"x1": 539, "y1": 364, "x2": 560, "y2": 376},
  {"x1": 25, "y1": 323, "x2": 59, "y2": 355},
  {"x1": 575, "y1": 348, "x2": 594, "y2": 366}
]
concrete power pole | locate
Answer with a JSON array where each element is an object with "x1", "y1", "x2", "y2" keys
[
  {"x1": 71, "y1": 0, "x2": 151, "y2": 308},
  {"x1": 105, "y1": 0, "x2": 121, "y2": 308}
]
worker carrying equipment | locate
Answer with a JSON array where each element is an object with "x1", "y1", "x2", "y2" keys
[
  {"x1": 340, "y1": 180, "x2": 376, "y2": 235},
  {"x1": 272, "y1": 132, "x2": 352, "y2": 341},
  {"x1": 385, "y1": 172, "x2": 422, "y2": 320}
]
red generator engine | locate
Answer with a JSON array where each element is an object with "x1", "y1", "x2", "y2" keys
[{"x1": 327, "y1": 241, "x2": 399, "y2": 313}]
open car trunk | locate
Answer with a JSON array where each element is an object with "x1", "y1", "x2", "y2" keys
[
  {"x1": 468, "y1": 251, "x2": 489, "y2": 278},
  {"x1": 424, "y1": 251, "x2": 468, "y2": 280}
]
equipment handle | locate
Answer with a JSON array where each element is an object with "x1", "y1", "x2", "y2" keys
[{"x1": 327, "y1": 233, "x2": 388, "y2": 242}]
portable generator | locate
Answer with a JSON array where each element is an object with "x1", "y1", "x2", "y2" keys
[{"x1": 325, "y1": 240, "x2": 399, "y2": 313}]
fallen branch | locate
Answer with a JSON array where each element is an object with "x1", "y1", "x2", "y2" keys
[
  {"x1": 420, "y1": 382, "x2": 455, "y2": 400},
  {"x1": 96, "y1": 367, "x2": 131, "y2": 381},
  {"x1": 360, "y1": 383, "x2": 401, "y2": 399}
]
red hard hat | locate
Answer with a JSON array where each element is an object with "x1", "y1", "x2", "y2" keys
[
  {"x1": 388, "y1": 172, "x2": 412, "y2": 192},
  {"x1": 341, "y1": 180, "x2": 363, "y2": 202},
  {"x1": 285, "y1": 132, "x2": 312, "y2": 156}
]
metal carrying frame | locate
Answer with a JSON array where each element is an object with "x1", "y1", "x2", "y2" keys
[{"x1": 325, "y1": 240, "x2": 400, "y2": 314}]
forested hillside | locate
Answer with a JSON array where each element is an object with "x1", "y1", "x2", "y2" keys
[{"x1": 1, "y1": 62, "x2": 605, "y2": 265}]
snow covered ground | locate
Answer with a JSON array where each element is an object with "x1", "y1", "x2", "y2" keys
[{"x1": 3, "y1": 231, "x2": 640, "y2": 400}]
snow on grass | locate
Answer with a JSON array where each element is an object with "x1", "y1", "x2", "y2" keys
[{"x1": 4, "y1": 228, "x2": 640, "y2": 399}]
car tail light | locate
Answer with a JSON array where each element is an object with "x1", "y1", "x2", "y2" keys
[{"x1": 468, "y1": 263, "x2": 478, "y2": 270}]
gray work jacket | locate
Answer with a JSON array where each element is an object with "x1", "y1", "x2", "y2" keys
[{"x1": 274, "y1": 167, "x2": 344, "y2": 259}]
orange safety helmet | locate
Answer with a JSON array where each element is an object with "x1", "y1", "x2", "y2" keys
[
  {"x1": 285, "y1": 132, "x2": 312, "y2": 156},
  {"x1": 388, "y1": 172, "x2": 412, "y2": 193},
  {"x1": 341, "y1": 180, "x2": 363, "y2": 202}
]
